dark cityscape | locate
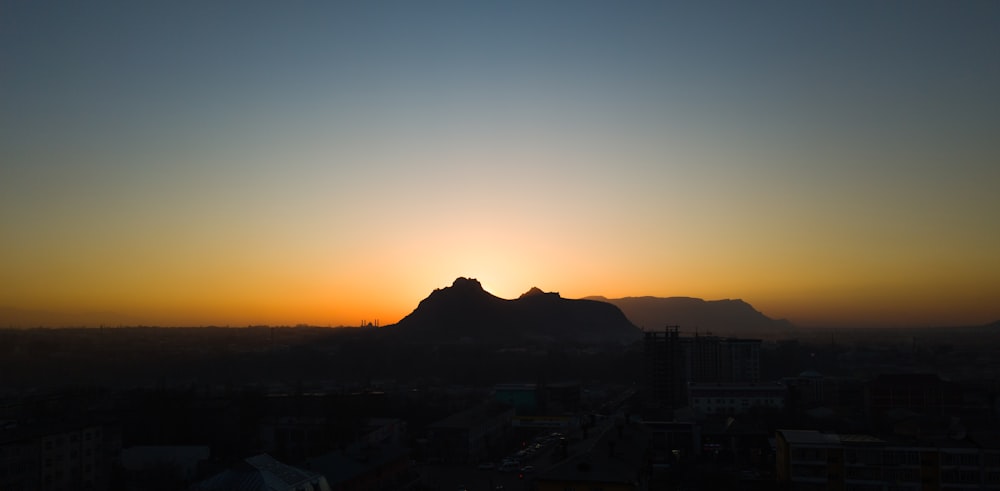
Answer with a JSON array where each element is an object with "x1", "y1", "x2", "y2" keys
[
  {"x1": 3, "y1": 1, "x2": 998, "y2": 490},
  {"x1": 3, "y1": 279, "x2": 1000, "y2": 490}
]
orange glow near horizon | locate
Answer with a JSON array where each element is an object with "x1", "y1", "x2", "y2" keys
[
  {"x1": 2, "y1": 3, "x2": 998, "y2": 330},
  {"x1": 4, "y1": 248, "x2": 998, "y2": 328}
]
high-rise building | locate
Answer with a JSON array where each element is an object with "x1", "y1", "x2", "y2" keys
[
  {"x1": 644, "y1": 330, "x2": 762, "y2": 418},
  {"x1": 644, "y1": 327, "x2": 686, "y2": 416},
  {"x1": 682, "y1": 336, "x2": 761, "y2": 383}
]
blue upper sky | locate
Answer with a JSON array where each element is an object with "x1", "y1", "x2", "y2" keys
[{"x1": 1, "y1": 1, "x2": 998, "y2": 327}]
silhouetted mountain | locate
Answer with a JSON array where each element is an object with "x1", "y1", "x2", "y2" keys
[
  {"x1": 385, "y1": 278, "x2": 641, "y2": 345},
  {"x1": 518, "y1": 286, "x2": 548, "y2": 299},
  {"x1": 584, "y1": 296, "x2": 794, "y2": 338}
]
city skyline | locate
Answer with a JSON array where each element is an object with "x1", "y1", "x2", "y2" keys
[{"x1": 2, "y1": 2, "x2": 998, "y2": 329}]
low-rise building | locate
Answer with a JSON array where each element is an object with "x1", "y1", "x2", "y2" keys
[
  {"x1": 534, "y1": 421, "x2": 651, "y2": 491},
  {"x1": 426, "y1": 403, "x2": 514, "y2": 464},
  {"x1": 303, "y1": 418, "x2": 417, "y2": 491},
  {"x1": 494, "y1": 384, "x2": 538, "y2": 413},
  {"x1": 192, "y1": 453, "x2": 330, "y2": 491},
  {"x1": 776, "y1": 429, "x2": 1000, "y2": 490},
  {"x1": 0, "y1": 418, "x2": 121, "y2": 491},
  {"x1": 688, "y1": 382, "x2": 786, "y2": 415}
]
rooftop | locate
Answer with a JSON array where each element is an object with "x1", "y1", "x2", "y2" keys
[
  {"x1": 535, "y1": 421, "x2": 650, "y2": 485},
  {"x1": 428, "y1": 403, "x2": 513, "y2": 430},
  {"x1": 192, "y1": 454, "x2": 329, "y2": 491},
  {"x1": 777, "y1": 429, "x2": 840, "y2": 445}
]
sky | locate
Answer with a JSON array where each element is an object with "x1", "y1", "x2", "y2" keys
[{"x1": 2, "y1": 1, "x2": 998, "y2": 328}]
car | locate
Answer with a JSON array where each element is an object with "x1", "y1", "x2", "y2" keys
[{"x1": 519, "y1": 465, "x2": 535, "y2": 473}]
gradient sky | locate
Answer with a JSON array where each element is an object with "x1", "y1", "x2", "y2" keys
[{"x1": 2, "y1": 1, "x2": 998, "y2": 328}]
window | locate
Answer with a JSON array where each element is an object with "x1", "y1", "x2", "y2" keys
[
  {"x1": 941, "y1": 469, "x2": 960, "y2": 483},
  {"x1": 959, "y1": 470, "x2": 980, "y2": 484},
  {"x1": 960, "y1": 453, "x2": 980, "y2": 466},
  {"x1": 884, "y1": 450, "x2": 902, "y2": 466}
]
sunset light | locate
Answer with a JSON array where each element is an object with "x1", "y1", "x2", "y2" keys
[{"x1": 1, "y1": 2, "x2": 997, "y2": 329}]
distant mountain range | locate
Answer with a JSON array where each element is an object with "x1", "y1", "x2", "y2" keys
[
  {"x1": 383, "y1": 277, "x2": 642, "y2": 345},
  {"x1": 584, "y1": 295, "x2": 794, "y2": 337}
]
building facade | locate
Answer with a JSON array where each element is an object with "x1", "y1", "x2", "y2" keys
[
  {"x1": 0, "y1": 420, "x2": 121, "y2": 491},
  {"x1": 688, "y1": 382, "x2": 786, "y2": 415},
  {"x1": 644, "y1": 329, "x2": 762, "y2": 417},
  {"x1": 682, "y1": 336, "x2": 761, "y2": 384},
  {"x1": 776, "y1": 429, "x2": 1000, "y2": 491},
  {"x1": 644, "y1": 328, "x2": 686, "y2": 415}
]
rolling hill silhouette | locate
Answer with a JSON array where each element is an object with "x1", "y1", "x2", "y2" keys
[
  {"x1": 385, "y1": 277, "x2": 641, "y2": 345},
  {"x1": 585, "y1": 295, "x2": 794, "y2": 338}
]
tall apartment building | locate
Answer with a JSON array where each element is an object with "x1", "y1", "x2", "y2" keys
[
  {"x1": 644, "y1": 328, "x2": 686, "y2": 415},
  {"x1": 682, "y1": 335, "x2": 761, "y2": 383},
  {"x1": 644, "y1": 329, "x2": 762, "y2": 417}
]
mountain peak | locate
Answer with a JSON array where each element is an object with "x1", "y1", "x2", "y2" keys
[
  {"x1": 519, "y1": 286, "x2": 550, "y2": 299},
  {"x1": 423, "y1": 277, "x2": 495, "y2": 304},
  {"x1": 450, "y1": 277, "x2": 484, "y2": 291}
]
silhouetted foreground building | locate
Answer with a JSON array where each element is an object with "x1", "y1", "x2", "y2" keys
[
  {"x1": 304, "y1": 443, "x2": 414, "y2": 491},
  {"x1": 645, "y1": 421, "x2": 700, "y2": 466},
  {"x1": 120, "y1": 445, "x2": 210, "y2": 489},
  {"x1": 191, "y1": 453, "x2": 330, "y2": 491},
  {"x1": 534, "y1": 420, "x2": 651, "y2": 491},
  {"x1": 776, "y1": 429, "x2": 1000, "y2": 490},
  {"x1": 644, "y1": 328, "x2": 685, "y2": 415},
  {"x1": 425, "y1": 403, "x2": 514, "y2": 464},
  {"x1": 0, "y1": 418, "x2": 120, "y2": 491},
  {"x1": 302, "y1": 418, "x2": 418, "y2": 491}
]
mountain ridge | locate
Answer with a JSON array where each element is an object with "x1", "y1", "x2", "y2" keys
[
  {"x1": 384, "y1": 278, "x2": 641, "y2": 345},
  {"x1": 585, "y1": 295, "x2": 794, "y2": 338}
]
